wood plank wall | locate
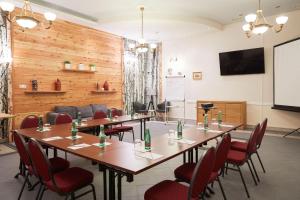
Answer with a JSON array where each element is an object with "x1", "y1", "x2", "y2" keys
[{"x1": 11, "y1": 10, "x2": 123, "y2": 128}]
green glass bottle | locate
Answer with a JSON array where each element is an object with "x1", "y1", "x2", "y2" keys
[
  {"x1": 77, "y1": 111, "x2": 82, "y2": 125},
  {"x1": 99, "y1": 125, "x2": 106, "y2": 147},
  {"x1": 108, "y1": 110, "x2": 112, "y2": 120},
  {"x1": 204, "y1": 114, "x2": 208, "y2": 129},
  {"x1": 71, "y1": 121, "x2": 78, "y2": 139},
  {"x1": 217, "y1": 111, "x2": 222, "y2": 125},
  {"x1": 38, "y1": 116, "x2": 43, "y2": 131},
  {"x1": 144, "y1": 129, "x2": 151, "y2": 151},
  {"x1": 177, "y1": 121, "x2": 183, "y2": 139}
]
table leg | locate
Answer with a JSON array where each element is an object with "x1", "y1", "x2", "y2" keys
[
  {"x1": 104, "y1": 169, "x2": 107, "y2": 200},
  {"x1": 183, "y1": 152, "x2": 186, "y2": 163},
  {"x1": 117, "y1": 174, "x2": 122, "y2": 200},
  {"x1": 109, "y1": 170, "x2": 116, "y2": 200},
  {"x1": 143, "y1": 119, "x2": 146, "y2": 137},
  {"x1": 140, "y1": 119, "x2": 143, "y2": 140}
]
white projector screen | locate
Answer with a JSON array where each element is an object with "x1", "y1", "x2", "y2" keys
[{"x1": 273, "y1": 37, "x2": 300, "y2": 112}]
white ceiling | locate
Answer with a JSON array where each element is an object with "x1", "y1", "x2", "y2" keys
[{"x1": 13, "y1": 0, "x2": 300, "y2": 40}]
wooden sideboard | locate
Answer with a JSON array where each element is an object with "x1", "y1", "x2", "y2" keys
[{"x1": 196, "y1": 100, "x2": 247, "y2": 129}]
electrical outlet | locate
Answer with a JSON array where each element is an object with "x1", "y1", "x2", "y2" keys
[{"x1": 19, "y1": 84, "x2": 27, "y2": 89}]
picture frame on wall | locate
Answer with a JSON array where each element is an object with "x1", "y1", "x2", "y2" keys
[{"x1": 193, "y1": 72, "x2": 202, "y2": 80}]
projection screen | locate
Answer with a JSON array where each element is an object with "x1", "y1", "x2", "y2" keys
[{"x1": 273, "y1": 37, "x2": 300, "y2": 112}]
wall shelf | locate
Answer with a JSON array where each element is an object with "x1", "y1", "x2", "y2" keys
[
  {"x1": 62, "y1": 68, "x2": 96, "y2": 73},
  {"x1": 91, "y1": 90, "x2": 117, "y2": 94},
  {"x1": 24, "y1": 91, "x2": 66, "y2": 94}
]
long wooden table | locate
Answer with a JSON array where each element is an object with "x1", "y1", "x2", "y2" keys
[{"x1": 17, "y1": 121, "x2": 241, "y2": 200}]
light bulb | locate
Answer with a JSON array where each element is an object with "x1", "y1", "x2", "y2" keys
[
  {"x1": 242, "y1": 24, "x2": 251, "y2": 32},
  {"x1": 276, "y1": 16, "x2": 288, "y2": 25},
  {"x1": 150, "y1": 43, "x2": 157, "y2": 49},
  {"x1": 252, "y1": 25, "x2": 269, "y2": 34},
  {"x1": 0, "y1": 1, "x2": 15, "y2": 12},
  {"x1": 245, "y1": 14, "x2": 257, "y2": 23},
  {"x1": 44, "y1": 12, "x2": 56, "y2": 21},
  {"x1": 16, "y1": 17, "x2": 38, "y2": 29}
]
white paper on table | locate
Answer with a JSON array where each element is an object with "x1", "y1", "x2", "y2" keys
[
  {"x1": 92, "y1": 142, "x2": 112, "y2": 147},
  {"x1": 42, "y1": 136, "x2": 63, "y2": 142},
  {"x1": 211, "y1": 123, "x2": 234, "y2": 127},
  {"x1": 207, "y1": 130, "x2": 223, "y2": 133},
  {"x1": 176, "y1": 138, "x2": 196, "y2": 145},
  {"x1": 196, "y1": 127, "x2": 206, "y2": 130},
  {"x1": 36, "y1": 127, "x2": 51, "y2": 132},
  {"x1": 65, "y1": 135, "x2": 83, "y2": 140},
  {"x1": 78, "y1": 123, "x2": 88, "y2": 127},
  {"x1": 135, "y1": 152, "x2": 163, "y2": 160},
  {"x1": 67, "y1": 143, "x2": 91, "y2": 150}
]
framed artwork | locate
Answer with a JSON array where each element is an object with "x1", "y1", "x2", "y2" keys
[{"x1": 193, "y1": 72, "x2": 202, "y2": 80}]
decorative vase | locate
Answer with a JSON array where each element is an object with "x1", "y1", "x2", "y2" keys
[
  {"x1": 103, "y1": 81, "x2": 109, "y2": 91},
  {"x1": 90, "y1": 65, "x2": 96, "y2": 71},
  {"x1": 55, "y1": 79, "x2": 61, "y2": 91},
  {"x1": 31, "y1": 80, "x2": 38, "y2": 91},
  {"x1": 64, "y1": 63, "x2": 71, "y2": 69},
  {"x1": 78, "y1": 63, "x2": 85, "y2": 70}
]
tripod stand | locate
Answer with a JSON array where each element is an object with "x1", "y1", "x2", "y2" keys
[
  {"x1": 283, "y1": 128, "x2": 300, "y2": 137},
  {"x1": 147, "y1": 95, "x2": 156, "y2": 115}
]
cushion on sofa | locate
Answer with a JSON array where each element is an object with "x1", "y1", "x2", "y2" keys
[
  {"x1": 54, "y1": 106, "x2": 77, "y2": 119},
  {"x1": 77, "y1": 105, "x2": 94, "y2": 118},
  {"x1": 90, "y1": 104, "x2": 108, "y2": 114}
]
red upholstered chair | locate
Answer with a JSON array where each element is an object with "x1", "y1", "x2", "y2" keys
[
  {"x1": 225, "y1": 124, "x2": 261, "y2": 198},
  {"x1": 93, "y1": 111, "x2": 121, "y2": 140},
  {"x1": 20, "y1": 115, "x2": 39, "y2": 129},
  {"x1": 174, "y1": 134, "x2": 231, "y2": 200},
  {"x1": 27, "y1": 138, "x2": 96, "y2": 200},
  {"x1": 111, "y1": 108, "x2": 135, "y2": 141},
  {"x1": 13, "y1": 131, "x2": 70, "y2": 200},
  {"x1": 55, "y1": 113, "x2": 73, "y2": 125},
  {"x1": 145, "y1": 147, "x2": 216, "y2": 200}
]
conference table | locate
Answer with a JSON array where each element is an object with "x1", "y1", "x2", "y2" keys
[{"x1": 17, "y1": 118, "x2": 242, "y2": 200}]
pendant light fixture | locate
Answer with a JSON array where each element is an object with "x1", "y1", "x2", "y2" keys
[
  {"x1": 0, "y1": 0, "x2": 56, "y2": 29},
  {"x1": 242, "y1": 0, "x2": 288, "y2": 38}
]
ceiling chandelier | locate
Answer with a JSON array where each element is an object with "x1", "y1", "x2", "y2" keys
[
  {"x1": 0, "y1": 0, "x2": 56, "y2": 29},
  {"x1": 242, "y1": 0, "x2": 288, "y2": 38},
  {"x1": 129, "y1": 6, "x2": 157, "y2": 53}
]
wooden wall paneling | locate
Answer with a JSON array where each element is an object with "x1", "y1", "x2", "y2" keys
[{"x1": 11, "y1": 9, "x2": 123, "y2": 128}]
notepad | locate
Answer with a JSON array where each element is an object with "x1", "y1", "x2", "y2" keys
[
  {"x1": 77, "y1": 123, "x2": 88, "y2": 127},
  {"x1": 135, "y1": 152, "x2": 163, "y2": 160},
  {"x1": 211, "y1": 123, "x2": 234, "y2": 128},
  {"x1": 67, "y1": 143, "x2": 91, "y2": 150},
  {"x1": 207, "y1": 130, "x2": 223, "y2": 133},
  {"x1": 36, "y1": 127, "x2": 51, "y2": 132},
  {"x1": 92, "y1": 142, "x2": 111, "y2": 147},
  {"x1": 42, "y1": 136, "x2": 63, "y2": 142},
  {"x1": 176, "y1": 138, "x2": 196, "y2": 145},
  {"x1": 65, "y1": 135, "x2": 82, "y2": 140}
]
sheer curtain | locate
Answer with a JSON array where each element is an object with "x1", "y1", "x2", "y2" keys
[{"x1": 123, "y1": 38, "x2": 161, "y2": 114}]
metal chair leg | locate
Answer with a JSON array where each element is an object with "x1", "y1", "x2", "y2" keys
[
  {"x1": 35, "y1": 184, "x2": 42, "y2": 200},
  {"x1": 132, "y1": 129, "x2": 135, "y2": 142},
  {"x1": 237, "y1": 165, "x2": 250, "y2": 198},
  {"x1": 217, "y1": 177, "x2": 227, "y2": 200},
  {"x1": 256, "y1": 151, "x2": 266, "y2": 173},
  {"x1": 246, "y1": 160, "x2": 257, "y2": 185},
  {"x1": 38, "y1": 187, "x2": 46, "y2": 200},
  {"x1": 18, "y1": 173, "x2": 29, "y2": 200},
  {"x1": 65, "y1": 194, "x2": 69, "y2": 200},
  {"x1": 250, "y1": 157, "x2": 260, "y2": 182},
  {"x1": 91, "y1": 184, "x2": 97, "y2": 200}
]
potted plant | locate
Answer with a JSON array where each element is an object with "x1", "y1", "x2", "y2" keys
[
  {"x1": 64, "y1": 61, "x2": 71, "y2": 69},
  {"x1": 78, "y1": 63, "x2": 85, "y2": 70},
  {"x1": 89, "y1": 64, "x2": 96, "y2": 71}
]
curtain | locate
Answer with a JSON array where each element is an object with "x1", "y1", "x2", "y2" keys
[{"x1": 123, "y1": 38, "x2": 161, "y2": 114}]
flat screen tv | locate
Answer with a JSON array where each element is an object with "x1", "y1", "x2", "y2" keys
[{"x1": 219, "y1": 47, "x2": 265, "y2": 75}]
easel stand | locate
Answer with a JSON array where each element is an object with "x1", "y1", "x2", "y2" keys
[{"x1": 283, "y1": 128, "x2": 300, "y2": 137}]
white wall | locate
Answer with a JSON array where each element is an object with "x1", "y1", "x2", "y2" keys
[{"x1": 162, "y1": 10, "x2": 300, "y2": 129}]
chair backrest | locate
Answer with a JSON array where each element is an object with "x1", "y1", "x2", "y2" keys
[
  {"x1": 55, "y1": 113, "x2": 72, "y2": 124},
  {"x1": 247, "y1": 123, "x2": 260, "y2": 154},
  {"x1": 27, "y1": 138, "x2": 53, "y2": 182},
  {"x1": 256, "y1": 118, "x2": 268, "y2": 148},
  {"x1": 20, "y1": 115, "x2": 39, "y2": 129},
  {"x1": 111, "y1": 108, "x2": 123, "y2": 117},
  {"x1": 213, "y1": 133, "x2": 231, "y2": 173},
  {"x1": 133, "y1": 102, "x2": 146, "y2": 111},
  {"x1": 188, "y1": 147, "x2": 216, "y2": 200},
  {"x1": 12, "y1": 131, "x2": 32, "y2": 168},
  {"x1": 93, "y1": 111, "x2": 107, "y2": 119}
]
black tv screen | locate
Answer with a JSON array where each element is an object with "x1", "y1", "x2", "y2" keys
[{"x1": 219, "y1": 48, "x2": 265, "y2": 75}]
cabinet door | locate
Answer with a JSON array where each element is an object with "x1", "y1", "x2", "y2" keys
[{"x1": 225, "y1": 103, "x2": 241, "y2": 124}]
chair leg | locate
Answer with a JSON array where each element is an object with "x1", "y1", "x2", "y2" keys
[
  {"x1": 71, "y1": 192, "x2": 75, "y2": 200},
  {"x1": 38, "y1": 187, "x2": 46, "y2": 200},
  {"x1": 256, "y1": 151, "x2": 266, "y2": 173},
  {"x1": 249, "y1": 157, "x2": 260, "y2": 182},
  {"x1": 65, "y1": 194, "x2": 69, "y2": 200},
  {"x1": 18, "y1": 173, "x2": 29, "y2": 200},
  {"x1": 237, "y1": 165, "x2": 250, "y2": 198},
  {"x1": 35, "y1": 184, "x2": 42, "y2": 200},
  {"x1": 132, "y1": 129, "x2": 135, "y2": 142},
  {"x1": 206, "y1": 186, "x2": 215, "y2": 194},
  {"x1": 217, "y1": 177, "x2": 227, "y2": 200},
  {"x1": 91, "y1": 184, "x2": 96, "y2": 200},
  {"x1": 246, "y1": 160, "x2": 257, "y2": 185}
]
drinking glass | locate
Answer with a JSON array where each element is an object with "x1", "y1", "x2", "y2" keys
[{"x1": 134, "y1": 139, "x2": 142, "y2": 152}]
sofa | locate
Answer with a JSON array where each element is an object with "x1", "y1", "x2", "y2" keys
[{"x1": 47, "y1": 104, "x2": 109, "y2": 125}]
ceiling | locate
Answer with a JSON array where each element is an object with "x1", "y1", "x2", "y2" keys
[{"x1": 14, "y1": 0, "x2": 300, "y2": 40}]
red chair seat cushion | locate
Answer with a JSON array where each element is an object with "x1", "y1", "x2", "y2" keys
[
  {"x1": 227, "y1": 149, "x2": 247, "y2": 165},
  {"x1": 174, "y1": 163, "x2": 196, "y2": 183},
  {"x1": 49, "y1": 157, "x2": 70, "y2": 173},
  {"x1": 145, "y1": 180, "x2": 196, "y2": 200},
  {"x1": 113, "y1": 126, "x2": 133, "y2": 132},
  {"x1": 105, "y1": 129, "x2": 120, "y2": 136},
  {"x1": 231, "y1": 141, "x2": 247, "y2": 152},
  {"x1": 45, "y1": 167, "x2": 93, "y2": 193}
]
